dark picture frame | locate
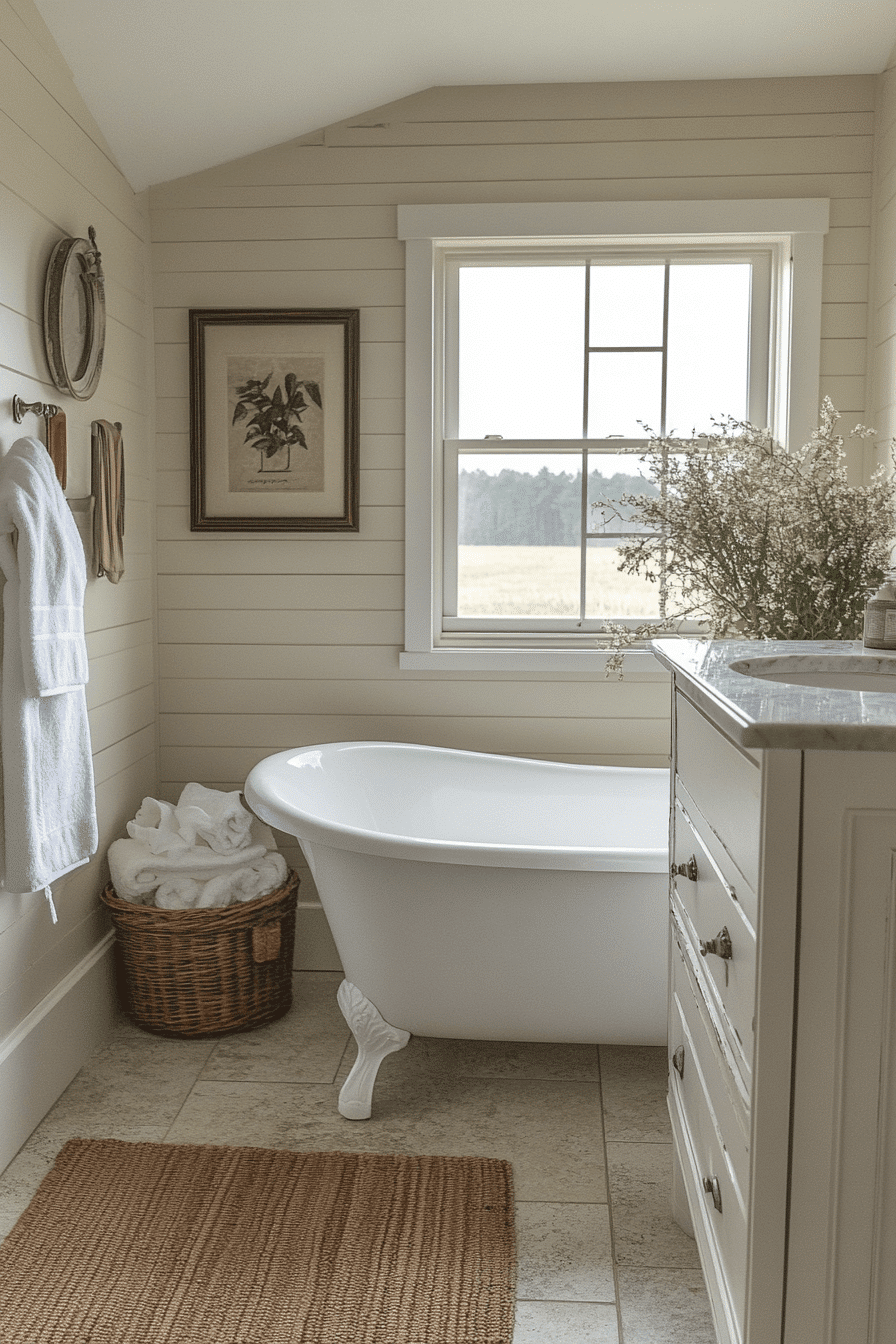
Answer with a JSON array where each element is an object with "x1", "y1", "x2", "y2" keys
[{"x1": 189, "y1": 308, "x2": 359, "y2": 531}]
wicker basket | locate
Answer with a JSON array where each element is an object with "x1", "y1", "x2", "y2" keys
[{"x1": 100, "y1": 870, "x2": 300, "y2": 1038}]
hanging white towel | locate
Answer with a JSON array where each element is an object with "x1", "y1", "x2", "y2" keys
[{"x1": 0, "y1": 437, "x2": 98, "y2": 895}]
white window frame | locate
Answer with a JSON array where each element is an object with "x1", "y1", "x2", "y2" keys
[{"x1": 398, "y1": 200, "x2": 829, "y2": 673}]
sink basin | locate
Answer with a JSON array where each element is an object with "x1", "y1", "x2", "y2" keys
[{"x1": 728, "y1": 653, "x2": 896, "y2": 693}]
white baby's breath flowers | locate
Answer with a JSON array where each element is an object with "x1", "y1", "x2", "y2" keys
[{"x1": 596, "y1": 399, "x2": 896, "y2": 676}]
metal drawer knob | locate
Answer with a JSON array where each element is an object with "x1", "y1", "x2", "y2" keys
[
  {"x1": 699, "y1": 926, "x2": 733, "y2": 961},
  {"x1": 703, "y1": 1175, "x2": 723, "y2": 1213},
  {"x1": 671, "y1": 855, "x2": 699, "y2": 882},
  {"x1": 672, "y1": 1045, "x2": 685, "y2": 1079}
]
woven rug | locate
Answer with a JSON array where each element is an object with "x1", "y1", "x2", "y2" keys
[{"x1": 0, "y1": 1138, "x2": 516, "y2": 1343}]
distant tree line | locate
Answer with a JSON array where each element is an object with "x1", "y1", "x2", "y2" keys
[{"x1": 458, "y1": 466, "x2": 660, "y2": 546}]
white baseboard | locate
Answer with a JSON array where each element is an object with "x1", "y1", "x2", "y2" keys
[{"x1": 0, "y1": 933, "x2": 117, "y2": 1174}]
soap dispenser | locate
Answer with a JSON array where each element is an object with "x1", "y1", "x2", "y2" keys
[{"x1": 863, "y1": 573, "x2": 896, "y2": 650}]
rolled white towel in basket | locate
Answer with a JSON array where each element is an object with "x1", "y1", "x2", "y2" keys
[
  {"x1": 154, "y1": 877, "x2": 202, "y2": 910},
  {"x1": 193, "y1": 854, "x2": 288, "y2": 909},
  {"x1": 108, "y1": 821, "x2": 276, "y2": 903}
]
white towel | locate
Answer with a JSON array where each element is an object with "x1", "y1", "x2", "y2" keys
[
  {"x1": 0, "y1": 438, "x2": 97, "y2": 894},
  {"x1": 175, "y1": 783, "x2": 254, "y2": 854},
  {"x1": 154, "y1": 876, "x2": 202, "y2": 910},
  {"x1": 201, "y1": 853, "x2": 287, "y2": 907},
  {"x1": 107, "y1": 818, "x2": 276, "y2": 903},
  {"x1": 152, "y1": 854, "x2": 287, "y2": 910},
  {"x1": 127, "y1": 797, "x2": 191, "y2": 854}
]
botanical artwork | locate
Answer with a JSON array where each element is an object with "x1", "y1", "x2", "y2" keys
[
  {"x1": 227, "y1": 355, "x2": 325, "y2": 494},
  {"x1": 190, "y1": 307, "x2": 358, "y2": 531}
]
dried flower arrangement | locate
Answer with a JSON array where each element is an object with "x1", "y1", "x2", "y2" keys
[{"x1": 597, "y1": 398, "x2": 896, "y2": 675}]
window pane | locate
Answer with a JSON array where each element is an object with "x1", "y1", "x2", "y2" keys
[
  {"x1": 665, "y1": 264, "x2": 751, "y2": 433},
  {"x1": 457, "y1": 266, "x2": 585, "y2": 438},
  {"x1": 585, "y1": 542, "x2": 664, "y2": 619},
  {"x1": 586, "y1": 457, "x2": 663, "y2": 616},
  {"x1": 586, "y1": 452, "x2": 659, "y2": 532},
  {"x1": 586, "y1": 454, "x2": 691, "y2": 619},
  {"x1": 457, "y1": 453, "x2": 582, "y2": 615},
  {"x1": 587, "y1": 352, "x2": 663, "y2": 437},
  {"x1": 589, "y1": 265, "x2": 665, "y2": 347}
]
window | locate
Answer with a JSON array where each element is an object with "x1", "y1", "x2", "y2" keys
[{"x1": 399, "y1": 201, "x2": 829, "y2": 671}]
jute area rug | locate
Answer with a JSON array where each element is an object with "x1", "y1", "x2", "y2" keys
[{"x1": 0, "y1": 1138, "x2": 516, "y2": 1343}]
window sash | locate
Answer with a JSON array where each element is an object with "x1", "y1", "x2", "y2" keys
[
  {"x1": 443, "y1": 247, "x2": 773, "y2": 440},
  {"x1": 441, "y1": 248, "x2": 772, "y2": 634},
  {"x1": 443, "y1": 439, "x2": 659, "y2": 626}
]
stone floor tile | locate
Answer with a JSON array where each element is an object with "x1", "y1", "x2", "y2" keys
[
  {"x1": 616, "y1": 1266, "x2": 716, "y2": 1343},
  {"x1": 200, "y1": 972, "x2": 350, "y2": 1083},
  {"x1": 606, "y1": 1140, "x2": 701, "y2": 1268},
  {"x1": 599, "y1": 1045, "x2": 671, "y2": 1142},
  {"x1": 516, "y1": 1202, "x2": 615, "y2": 1302},
  {"x1": 512, "y1": 1300, "x2": 620, "y2": 1342}
]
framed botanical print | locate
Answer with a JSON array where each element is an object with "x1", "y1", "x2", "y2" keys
[{"x1": 189, "y1": 308, "x2": 360, "y2": 531}]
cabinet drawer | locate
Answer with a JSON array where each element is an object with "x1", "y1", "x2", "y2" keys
[
  {"x1": 673, "y1": 800, "x2": 756, "y2": 1083},
  {"x1": 670, "y1": 936, "x2": 750, "y2": 1192},
  {"x1": 675, "y1": 783, "x2": 757, "y2": 933},
  {"x1": 670, "y1": 942, "x2": 749, "y2": 1341},
  {"x1": 675, "y1": 693, "x2": 760, "y2": 894}
]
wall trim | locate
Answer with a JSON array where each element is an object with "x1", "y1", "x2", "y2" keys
[{"x1": 0, "y1": 932, "x2": 117, "y2": 1175}]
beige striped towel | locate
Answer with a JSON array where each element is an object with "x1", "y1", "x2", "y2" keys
[{"x1": 91, "y1": 419, "x2": 124, "y2": 583}]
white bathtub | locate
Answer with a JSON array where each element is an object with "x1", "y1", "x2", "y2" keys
[{"x1": 245, "y1": 742, "x2": 670, "y2": 1117}]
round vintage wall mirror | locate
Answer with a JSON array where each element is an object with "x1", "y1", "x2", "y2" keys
[{"x1": 43, "y1": 225, "x2": 106, "y2": 400}]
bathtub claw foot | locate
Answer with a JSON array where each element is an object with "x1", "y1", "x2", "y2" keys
[{"x1": 337, "y1": 980, "x2": 410, "y2": 1119}]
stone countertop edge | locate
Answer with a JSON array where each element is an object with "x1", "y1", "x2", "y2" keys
[{"x1": 649, "y1": 638, "x2": 896, "y2": 752}]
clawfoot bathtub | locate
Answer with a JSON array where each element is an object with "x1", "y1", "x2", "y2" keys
[{"x1": 245, "y1": 742, "x2": 670, "y2": 1119}]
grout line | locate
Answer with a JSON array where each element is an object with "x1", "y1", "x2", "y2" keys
[
  {"x1": 156, "y1": 1036, "x2": 220, "y2": 1143},
  {"x1": 598, "y1": 1046, "x2": 626, "y2": 1344},
  {"x1": 332, "y1": 1035, "x2": 354, "y2": 1085},
  {"x1": 514, "y1": 1295, "x2": 618, "y2": 1305}
]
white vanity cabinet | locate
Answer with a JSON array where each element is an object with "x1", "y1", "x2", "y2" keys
[{"x1": 655, "y1": 641, "x2": 896, "y2": 1344}]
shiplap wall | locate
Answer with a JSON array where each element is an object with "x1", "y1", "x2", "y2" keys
[
  {"x1": 150, "y1": 74, "x2": 877, "y2": 967},
  {"x1": 871, "y1": 43, "x2": 896, "y2": 465},
  {"x1": 0, "y1": 1, "x2": 156, "y2": 1036}
]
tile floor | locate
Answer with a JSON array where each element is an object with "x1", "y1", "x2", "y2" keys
[{"x1": 0, "y1": 972, "x2": 717, "y2": 1343}]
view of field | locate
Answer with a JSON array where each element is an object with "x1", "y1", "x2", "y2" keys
[{"x1": 456, "y1": 545, "x2": 664, "y2": 618}]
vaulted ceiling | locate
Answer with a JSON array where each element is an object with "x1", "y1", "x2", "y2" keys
[{"x1": 33, "y1": 0, "x2": 896, "y2": 191}]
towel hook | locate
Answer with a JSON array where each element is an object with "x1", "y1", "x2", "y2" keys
[{"x1": 12, "y1": 397, "x2": 61, "y2": 424}]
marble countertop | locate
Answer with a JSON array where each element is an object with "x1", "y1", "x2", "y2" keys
[{"x1": 649, "y1": 638, "x2": 896, "y2": 750}]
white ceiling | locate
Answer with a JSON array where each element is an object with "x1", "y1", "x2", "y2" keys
[{"x1": 33, "y1": 0, "x2": 896, "y2": 192}]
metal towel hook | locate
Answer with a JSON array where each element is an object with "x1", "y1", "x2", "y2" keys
[{"x1": 12, "y1": 396, "x2": 62, "y2": 424}]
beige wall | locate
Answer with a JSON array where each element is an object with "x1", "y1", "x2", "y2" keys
[
  {"x1": 0, "y1": 1, "x2": 157, "y2": 1034},
  {"x1": 870, "y1": 42, "x2": 896, "y2": 468},
  {"x1": 150, "y1": 73, "x2": 878, "y2": 960}
]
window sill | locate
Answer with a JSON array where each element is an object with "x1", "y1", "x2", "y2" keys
[{"x1": 398, "y1": 647, "x2": 672, "y2": 677}]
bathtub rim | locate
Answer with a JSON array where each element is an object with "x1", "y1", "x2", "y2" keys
[{"x1": 245, "y1": 741, "x2": 670, "y2": 874}]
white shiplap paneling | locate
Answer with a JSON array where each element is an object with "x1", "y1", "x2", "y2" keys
[
  {"x1": 0, "y1": 0, "x2": 157, "y2": 1040},
  {"x1": 151, "y1": 73, "x2": 880, "y2": 967}
]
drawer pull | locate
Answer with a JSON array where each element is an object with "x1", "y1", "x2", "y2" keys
[
  {"x1": 699, "y1": 926, "x2": 733, "y2": 961},
  {"x1": 672, "y1": 1045, "x2": 685, "y2": 1078},
  {"x1": 702, "y1": 1175, "x2": 723, "y2": 1213},
  {"x1": 671, "y1": 855, "x2": 699, "y2": 882}
]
